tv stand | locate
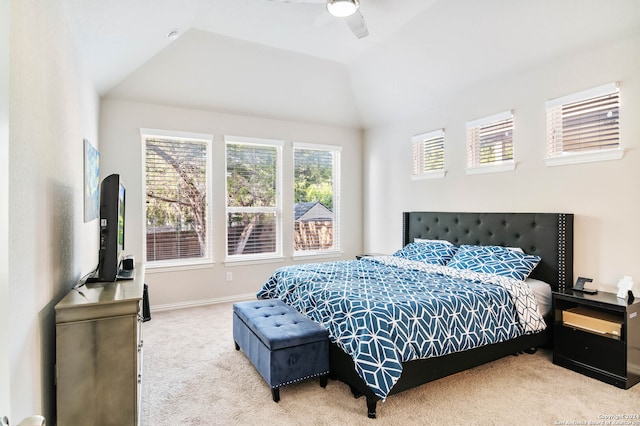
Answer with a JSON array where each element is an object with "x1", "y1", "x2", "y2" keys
[{"x1": 55, "y1": 263, "x2": 145, "y2": 425}]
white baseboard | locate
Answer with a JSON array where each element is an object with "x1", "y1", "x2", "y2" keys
[{"x1": 150, "y1": 293, "x2": 257, "y2": 312}]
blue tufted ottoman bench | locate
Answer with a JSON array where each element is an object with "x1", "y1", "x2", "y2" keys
[{"x1": 233, "y1": 299, "x2": 330, "y2": 402}]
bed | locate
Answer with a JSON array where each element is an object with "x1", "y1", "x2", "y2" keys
[{"x1": 257, "y1": 212, "x2": 574, "y2": 418}]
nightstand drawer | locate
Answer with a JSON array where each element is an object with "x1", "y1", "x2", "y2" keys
[{"x1": 555, "y1": 325, "x2": 626, "y2": 376}]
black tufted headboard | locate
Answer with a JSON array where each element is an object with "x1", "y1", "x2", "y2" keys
[{"x1": 402, "y1": 212, "x2": 574, "y2": 291}]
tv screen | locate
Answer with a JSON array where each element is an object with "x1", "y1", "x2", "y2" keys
[
  {"x1": 118, "y1": 182, "x2": 125, "y2": 254},
  {"x1": 94, "y1": 174, "x2": 126, "y2": 282}
]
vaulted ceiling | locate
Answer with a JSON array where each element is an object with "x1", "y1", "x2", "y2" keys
[{"x1": 62, "y1": 0, "x2": 640, "y2": 128}]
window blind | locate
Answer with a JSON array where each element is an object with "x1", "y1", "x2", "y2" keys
[
  {"x1": 226, "y1": 211, "x2": 278, "y2": 256},
  {"x1": 293, "y1": 144, "x2": 341, "y2": 253},
  {"x1": 412, "y1": 129, "x2": 444, "y2": 176},
  {"x1": 546, "y1": 83, "x2": 619, "y2": 158},
  {"x1": 466, "y1": 111, "x2": 514, "y2": 169},
  {"x1": 225, "y1": 138, "x2": 282, "y2": 258},
  {"x1": 145, "y1": 136, "x2": 209, "y2": 263}
]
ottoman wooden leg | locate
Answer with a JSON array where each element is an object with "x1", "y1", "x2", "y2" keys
[
  {"x1": 320, "y1": 375, "x2": 328, "y2": 388},
  {"x1": 271, "y1": 387, "x2": 280, "y2": 403}
]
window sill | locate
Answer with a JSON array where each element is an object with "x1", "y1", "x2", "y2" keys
[
  {"x1": 146, "y1": 260, "x2": 214, "y2": 274},
  {"x1": 545, "y1": 148, "x2": 624, "y2": 167},
  {"x1": 224, "y1": 256, "x2": 286, "y2": 267},
  {"x1": 292, "y1": 251, "x2": 343, "y2": 262},
  {"x1": 466, "y1": 161, "x2": 516, "y2": 175},
  {"x1": 411, "y1": 170, "x2": 446, "y2": 181}
]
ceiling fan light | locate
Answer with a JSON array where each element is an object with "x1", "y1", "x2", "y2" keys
[{"x1": 327, "y1": 0, "x2": 359, "y2": 18}]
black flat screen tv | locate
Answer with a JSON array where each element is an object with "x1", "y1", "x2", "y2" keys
[{"x1": 94, "y1": 173, "x2": 126, "y2": 282}]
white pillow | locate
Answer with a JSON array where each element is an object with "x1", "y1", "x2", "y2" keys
[
  {"x1": 505, "y1": 246, "x2": 524, "y2": 253},
  {"x1": 414, "y1": 238, "x2": 453, "y2": 245}
]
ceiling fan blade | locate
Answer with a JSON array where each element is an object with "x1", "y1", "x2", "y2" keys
[{"x1": 345, "y1": 10, "x2": 368, "y2": 38}]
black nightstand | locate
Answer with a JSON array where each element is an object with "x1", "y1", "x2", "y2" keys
[{"x1": 552, "y1": 289, "x2": 640, "y2": 389}]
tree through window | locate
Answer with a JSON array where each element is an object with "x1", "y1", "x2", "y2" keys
[
  {"x1": 225, "y1": 137, "x2": 282, "y2": 259},
  {"x1": 293, "y1": 144, "x2": 341, "y2": 253},
  {"x1": 143, "y1": 131, "x2": 211, "y2": 265}
]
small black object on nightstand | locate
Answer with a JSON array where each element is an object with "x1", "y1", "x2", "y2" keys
[{"x1": 572, "y1": 276, "x2": 597, "y2": 294}]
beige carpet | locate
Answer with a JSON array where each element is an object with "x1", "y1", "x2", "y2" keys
[{"x1": 141, "y1": 303, "x2": 640, "y2": 425}]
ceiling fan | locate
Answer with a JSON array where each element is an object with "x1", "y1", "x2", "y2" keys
[{"x1": 268, "y1": 0, "x2": 369, "y2": 39}]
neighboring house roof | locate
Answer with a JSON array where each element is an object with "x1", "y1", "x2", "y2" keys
[{"x1": 294, "y1": 202, "x2": 333, "y2": 222}]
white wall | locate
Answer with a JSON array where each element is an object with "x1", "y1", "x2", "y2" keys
[
  {"x1": 0, "y1": 0, "x2": 10, "y2": 420},
  {"x1": 9, "y1": 0, "x2": 100, "y2": 421},
  {"x1": 349, "y1": 0, "x2": 640, "y2": 128},
  {"x1": 99, "y1": 98, "x2": 362, "y2": 308},
  {"x1": 363, "y1": 34, "x2": 640, "y2": 293},
  {"x1": 106, "y1": 29, "x2": 362, "y2": 129}
]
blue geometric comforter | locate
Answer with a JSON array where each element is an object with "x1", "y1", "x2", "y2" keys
[{"x1": 256, "y1": 256, "x2": 546, "y2": 399}]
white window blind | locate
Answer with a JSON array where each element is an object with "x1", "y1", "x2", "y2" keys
[
  {"x1": 466, "y1": 111, "x2": 514, "y2": 173},
  {"x1": 412, "y1": 129, "x2": 445, "y2": 179},
  {"x1": 225, "y1": 136, "x2": 282, "y2": 260},
  {"x1": 293, "y1": 143, "x2": 341, "y2": 254},
  {"x1": 546, "y1": 82, "x2": 620, "y2": 164},
  {"x1": 143, "y1": 132, "x2": 211, "y2": 265}
]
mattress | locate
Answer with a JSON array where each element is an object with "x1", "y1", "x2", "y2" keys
[{"x1": 526, "y1": 278, "x2": 552, "y2": 316}]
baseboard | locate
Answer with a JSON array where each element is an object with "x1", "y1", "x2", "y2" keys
[{"x1": 151, "y1": 293, "x2": 257, "y2": 312}]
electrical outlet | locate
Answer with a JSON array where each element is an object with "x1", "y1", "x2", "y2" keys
[{"x1": 226, "y1": 272, "x2": 233, "y2": 281}]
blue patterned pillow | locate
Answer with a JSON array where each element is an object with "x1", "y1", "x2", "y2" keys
[
  {"x1": 447, "y1": 245, "x2": 541, "y2": 281},
  {"x1": 392, "y1": 241, "x2": 458, "y2": 266}
]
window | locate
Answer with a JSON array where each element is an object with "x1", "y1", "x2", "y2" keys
[
  {"x1": 545, "y1": 82, "x2": 622, "y2": 166},
  {"x1": 142, "y1": 129, "x2": 212, "y2": 266},
  {"x1": 293, "y1": 143, "x2": 341, "y2": 254},
  {"x1": 466, "y1": 111, "x2": 515, "y2": 174},
  {"x1": 411, "y1": 129, "x2": 445, "y2": 180},
  {"x1": 225, "y1": 136, "x2": 282, "y2": 261}
]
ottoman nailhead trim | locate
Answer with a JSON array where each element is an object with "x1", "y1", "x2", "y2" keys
[{"x1": 272, "y1": 370, "x2": 330, "y2": 388}]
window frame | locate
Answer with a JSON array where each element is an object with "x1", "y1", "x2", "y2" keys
[
  {"x1": 465, "y1": 110, "x2": 516, "y2": 175},
  {"x1": 545, "y1": 82, "x2": 623, "y2": 167},
  {"x1": 224, "y1": 135, "x2": 283, "y2": 263},
  {"x1": 141, "y1": 128, "x2": 214, "y2": 270},
  {"x1": 411, "y1": 129, "x2": 445, "y2": 180},
  {"x1": 292, "y1": 142, "x2": 342, "y2": 258}
]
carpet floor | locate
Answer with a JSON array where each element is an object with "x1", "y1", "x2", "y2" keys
[{"x1": 141, "y1": 302, "x2": 640, "y2": 425}]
